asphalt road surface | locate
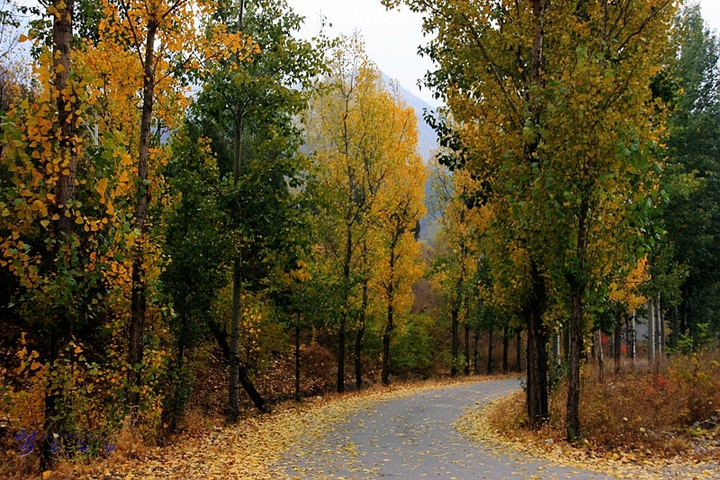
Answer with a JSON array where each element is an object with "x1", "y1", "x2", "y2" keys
[{"x1": 278, "y1": 378, "x2": 615, "y2": 479}]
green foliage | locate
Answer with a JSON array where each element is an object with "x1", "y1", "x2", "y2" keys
[{"x1": 660, "y1": 4, "x2": 720, "y2": 340}]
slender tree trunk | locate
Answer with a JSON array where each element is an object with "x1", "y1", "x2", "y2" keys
[
  {"x1": 526, "y1": 262, "x2": 548, "y2": 428},
  {"x1": 657, "y1": 292, "x2": 664, "y2": 356},
  {"x1": 464, "y1": 321, "x2": 471, "y2": 375},
  {"x1": 356, "y1": 278, "x2": 368, "y2": 389},
  {"x1": 669, "y1": 306, "x2": 679, "y2": 350},
  {"x1": 127, "y1": 18, "x2": 158, "y2": 415},
  {"x1": 648, "y1": 297, "x2": 655, "y2": 363},
  {"x1": 487, "y1": 324, "x2": 495, "y2": 374},
  {"x1": 295, "y1": 315, "x2": 301, "y2": 402},
  {"x1": 228, "y1": 112, "x2": 244, "y2": 421},
  {"x1": 238, "y1": 363, "x2": 265, "y2": 412},
  {"x1": 629, "y1": 311, "x2": 636, "y2": 369},
  {"x1": 553, "y1": 333, "x2": 561, "y2": 367},
  {"x1": 44, "y1": 0, "x2": 76, "y2": 466},
  {"x1": 566, "y1": 197, "x2": 589, "y2": 440},
  {"x1": 382, "y1": 237, "x2": 397, "y2": 386},
  {"x1": 338, "y1": 225, "x2": 352, "y2": 393},
  {"x1": 473, "y1": 330, "x2": 480, "y2": 374},
  {"x1": 450, "y1": 307, "x2": 459, "y2": 377},
  {"x1": 566, "y1": 285, "x2": 583, "y2": 439},
  {"x1": 228, "y1": 260, "x2": 241, "y2": 421},
  {"x1": 613, "y1": 315, "x2": 622, "y2": 375},
  {"x1": 502, "y1": 325, "x2": 509, "y2": 373},
  {"x1": 597, "y1": 329, "x2": 605, "y2": 383},
  {"x1": 515, "y1": 330, "x2": 523, "y2": 372}
]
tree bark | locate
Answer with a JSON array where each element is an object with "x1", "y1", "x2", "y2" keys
[
  {"x1": 515, "y1": 330, "x2": 523, "y2": 372},
  {"x1": 596, "y1": 329, "x2": 605, "y2": 383},
  {"x1": 295, "y1": 315, "x2": 301, "y2": 402},
  {"x1": 338, "y1": 224, "x2": 352, "y2": 393},
  {"x1": 228, "y1": 260, "x2": 241, "y2": 421},
  {"x1": 613, "y1": 315, "x2": 622, "y2": 375},
  {"x1": 648, "y1": 297, "x2": 655, "y2": 363},
  {"x1": 502, "y1": 324, "x2": 509, "y2": 373},
  {"x1": 473, "y1": 330, "x2": 480, "y2": 374},
  {"x1": 487, "y1": 323, "x2": 495, "y2": 374},
  {"x1": 450, "y1": 306, "x2": 459, "y2": 377},
  {"x1": 525, "y1": 262, "x2": 548, "y2": 428},
  {"x1": 566, "y1": 196, "x2": 589, "y2": 440},
  {"x1": 657, "y1": 292, "x2": 664, "y2": 356},
  {"x1": 464, "y1": 320, "x2": 471, "y2": 375},
  {"x1": 356, "y1": 278, "x2": 368, "y2": 389},
  {"x1": 44, "y1": 0, "x2": 76, "y2": 467},
  {"x1": 208, "y1": 319, "x2": 265, "y2": 413},
  {"x1": 127, "y1": 16, "x2": 157, "y2": 415},
  {"x1": 629, "y1": 311, "x2": 636, "y2": 369}
]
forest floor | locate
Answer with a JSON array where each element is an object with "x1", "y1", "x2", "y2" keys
[{"x1": 35, "y1": 375, "x2": 720, "y2": 479}]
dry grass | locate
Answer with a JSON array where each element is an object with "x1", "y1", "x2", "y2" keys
[{"x1": 487, "y1": 351, "x2": 720, "y2": 465}]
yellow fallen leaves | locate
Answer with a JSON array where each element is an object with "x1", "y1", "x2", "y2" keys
[
  {"x1": 457, "y1": 393, "x2": 720, "y2": 480},
  {"x1": 73, "y1": 379, "x2": 471, "y2": 479}
]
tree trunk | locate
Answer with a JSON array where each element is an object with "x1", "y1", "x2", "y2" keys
[
  {"x1": 473, "y1": 330, "x2": 480, "y2": 374},
  {"x1": 487, "y1": 323, "x2": 495, "y2": 374},
  {"x1": 356, "y1": 278, "x2": 368, "y2": 389},
  {"x1": 207, "y1": 319, "x2": 265, "y2": 413},
  {"x1": 669, "y1": 306, "x2": 679, "y2": 350},
  {"x1": 502, "y1": 325, "x2": 509, "y2": 373},
  {"x1": 127, "y1": 18, "x2": 158, "y2": 415},
  {"x1": 648, "y1": 297, "x2": 655, "y2": 363},
  {"x1": 525, "y1": 262, "x2": 548, "y2": 428},
  {"x1": 629, "y1": 311, "x2": 636, "y2": 369},
  {"x1": 450, "y1": 307, "x2": 459, "y2": 377},
  {"x1": 44, "y1": 0, "x2": 76, "y2": 467},
  {"x1": 295, "y1": 315, "x2": 301, "y2": 402},
  {"x1": 515, "y1": 330, "x2": 523, "y2": 372},
  {"x1": 596, "y1": 329, "x2": 605, "y2": 383},
  {"x1": 228, "y1": 260, "x2": 242, "y2": 421},
  {"x1": 656, "y1": 292, "x2": 664, "y2": 356},
  {"x1": 553, "y1": 333, "x2": 561, "y2": 367},
  {"x1": 566, "y1": 190, "x2": 590, "y2": 440},
  {"x1": 566, "y1": 284, "x2": 583, "y2": 439},
  {"x1": 464, "y1": 321, "x2": 471, "y2": 375},
  {"x1": 613, "y1": 315, "x2": 622, "y2": 375},
  {"x1": 382, "y1": 239, "x2": 397, "y2": 385},
  {"x1": 338, "y1": 224, "x2": 352, "y2": 393}
]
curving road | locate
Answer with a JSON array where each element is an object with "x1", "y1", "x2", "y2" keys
[{"x1": 277, "y1": 378, "x2": 615, "y2": 479}]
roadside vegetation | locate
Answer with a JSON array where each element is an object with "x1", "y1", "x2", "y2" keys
[{"x1": 488, "y1": 351, "x2": 720, "y2": 464}]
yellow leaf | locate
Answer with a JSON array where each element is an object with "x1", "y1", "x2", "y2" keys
[
  {"x1": 95, "y1": 178, "x2": 108, "y2": 197},
  {"x1": 30, "y1": 360, "x2": 42, "y2": 371},
  {"x1": 74, "y1": 345, "x2": 83, "y2": 355}
]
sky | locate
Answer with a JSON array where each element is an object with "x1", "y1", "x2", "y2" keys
[{"x1": 288, "y1": 0, "x2": 720, "y2": 109}]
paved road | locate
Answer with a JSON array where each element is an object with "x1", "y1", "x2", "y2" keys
[{"x1": 278, "y1": 378, "x2": 615, "y2": 479}]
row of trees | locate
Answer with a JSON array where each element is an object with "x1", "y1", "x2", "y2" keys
[
  {"x1": 0, "y1": 0, "x2": 437, "y2": 468},
  {"x1": 2, "y1": 0, "x2": 719, "y2": 469},
  {"x1": 389, "y1": 0, "x2": 720, "y2": 440}
]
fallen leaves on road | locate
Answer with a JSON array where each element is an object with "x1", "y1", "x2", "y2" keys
[{"x1": 54, "y1": 378, "x2": 483, "y2": 479}]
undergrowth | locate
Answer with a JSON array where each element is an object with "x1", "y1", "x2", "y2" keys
[{"x1": 489, "y1": 351, "x2": 720, "y2": 461}]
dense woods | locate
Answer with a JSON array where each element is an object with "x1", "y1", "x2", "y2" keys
[{"x1": 1, "y1": 0, "x2": 719, "y2": 475}]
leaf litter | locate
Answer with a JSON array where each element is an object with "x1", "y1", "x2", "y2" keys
[{"x1": 456, "y1": 394, "x2": 720, "y2": 480}]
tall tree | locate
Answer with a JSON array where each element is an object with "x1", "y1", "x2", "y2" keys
[
  {"x1": 661, "y1": 4, "x2": 720, "y2": 346},
  {"x1": 388, "y1": 0, "x2": 676, "y2": 437},
  {"x1": 305, "y1": 37, "x2": 421, "y2": 392},
  {"x1": 190, "y1": 0, "x2": 320, "y2": 419}
]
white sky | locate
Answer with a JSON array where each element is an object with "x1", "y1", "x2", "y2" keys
[{"x1": 289, "y1": 0, "x2": 720, "y2": 109}]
